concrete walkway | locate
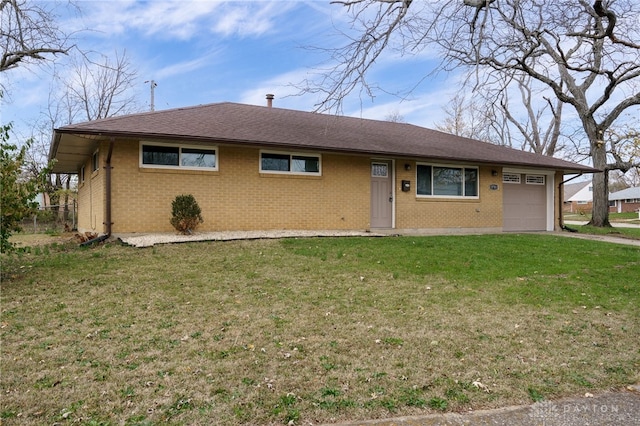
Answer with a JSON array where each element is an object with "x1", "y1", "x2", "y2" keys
[
  {"x1": 564, "y1": 220, "x2": 640, "y2": 229},
  {"x1": 323, "y1": 386, "x2": 640, "y2": 426},
  {"x1": 558, "y1": 221, "x2": 640, "y2": 247}
]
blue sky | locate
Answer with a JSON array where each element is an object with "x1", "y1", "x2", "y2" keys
[{"x1": 3, "y1": 0, "x2": 457, "y2": 140}]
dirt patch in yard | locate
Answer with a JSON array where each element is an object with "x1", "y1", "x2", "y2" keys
[{"x1": 9, "y1": 233, "x2": 78, "y2": 247}]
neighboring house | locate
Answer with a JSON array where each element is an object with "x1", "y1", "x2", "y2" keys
[
  {"x1": 49, "y1": 101, "x2": 596, "y2": 236},
  {"x1": 33, "y1": 192, "x2": 51, "y2": 209},
  {"x1": 562, "y1": 181, "x2": 592, "y2": 213},
  {"x1": 609, "y1": 187, "x2": 640, "y2": 214}
]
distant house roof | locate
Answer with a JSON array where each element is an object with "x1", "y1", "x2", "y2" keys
[
  {"x1": 610, "y1": 186, "x2": 640, "y2": 201},
  {"x1": 50, "y1": 102, "x2": 599, "y2": 174},
  {"x1": 563, "y1": 181, "x2": 591, "y2": 202}
]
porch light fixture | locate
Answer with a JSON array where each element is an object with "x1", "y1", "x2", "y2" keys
[
  {"x1": 404, "y1": 163, "x2": 411, "y2": 171},
  {"x1": 492, "y1": 170, "x2": 498, "y2": 176}
]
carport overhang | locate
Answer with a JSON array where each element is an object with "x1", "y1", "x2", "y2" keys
[{"x1": 49, "y1": 131, "x2": 107, "y2": 174}]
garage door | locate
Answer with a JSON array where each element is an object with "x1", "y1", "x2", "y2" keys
[{"x1": 503, "y1": 173, "x2": 547, "y2": 231}]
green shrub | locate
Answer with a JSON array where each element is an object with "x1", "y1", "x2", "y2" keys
[{"x1": 170, "y1": 194, "x2": 203, "y2": 234}]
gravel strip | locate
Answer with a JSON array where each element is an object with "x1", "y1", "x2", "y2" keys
[{"x1": 119, "y1": 230, "x2": 384, "y2": 248}]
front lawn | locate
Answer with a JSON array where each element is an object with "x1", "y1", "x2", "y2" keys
[
  {"x1": 570, "y1": 225, "x2": 640, "y2": 239},
  {"x1": 1, "y1": 235, "x2": 638, "y2": 425}
]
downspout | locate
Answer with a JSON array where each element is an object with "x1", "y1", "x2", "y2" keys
[
  {"x1": 80, "y1": 137, "x2": 114, "y2": 247},
  {"x1": 558, "y1": 173, "x2": 583, "y2": 231},
  {"x1": 104, "y1": 137, "x2": 114, "y2": 237}
]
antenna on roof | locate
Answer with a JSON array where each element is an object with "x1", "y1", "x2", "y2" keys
[{"x1": 144, "y1": 80, "x2": 158, "y2": 111}]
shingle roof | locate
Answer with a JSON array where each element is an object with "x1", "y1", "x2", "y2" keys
[
  {"x1": 563, "y1": 181, "x2": 591, "y2": 202},
  {"x1": 51, "y1": 102, "x2": 598, "y2": 174},
  {"x1": 609, "y1": 186, "x2": 640, "y2": 200}
]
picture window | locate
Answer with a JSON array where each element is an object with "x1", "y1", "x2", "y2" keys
[
  {"x1": 417, "y1": 164, "x2": 478, "y2": 197},
  {"x1": 260, "y1": 151, "x2": 321, "y2": 175}
]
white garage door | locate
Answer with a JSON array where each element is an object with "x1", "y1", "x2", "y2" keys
[{"x1": 503, "y1": 173, "x2": 547, "y2": 231}]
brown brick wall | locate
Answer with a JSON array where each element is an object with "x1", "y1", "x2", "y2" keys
[{"x1": 610, "y1": 201, "x2": 640, "y2": 213}]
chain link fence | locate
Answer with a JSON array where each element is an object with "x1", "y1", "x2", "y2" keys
[{"x1": 19, "y1": 202, "x2": 77, "y2": 233}]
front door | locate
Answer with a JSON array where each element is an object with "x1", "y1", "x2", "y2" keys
[{"x1": 371, "y1": 161, "x2": 393, "y2": 228}]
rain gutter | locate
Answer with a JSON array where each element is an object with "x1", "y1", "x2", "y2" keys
[
  {"x1": 104, "y1": 137, "x2": 114, "y2": 237},
  {"x1": 558, "y1": 173, "x2": 584, "y2": 231}
]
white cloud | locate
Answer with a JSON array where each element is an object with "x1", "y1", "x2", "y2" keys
[
  {"x1": 213, "y1": 2, "x2": 295, "y2": 37},
  {"x1": 238, "y1": 67, "x2": 321, "y2": 110},
  {"x1": 70, "y1": 1, "x2": 297, "y2": 41},
  {"x1": 154, "y1": 53, "x2": 220, "y2": 80}
]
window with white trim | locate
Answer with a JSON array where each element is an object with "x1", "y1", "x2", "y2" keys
[
  {"x1": 260, "y1": 151, "x2": 321, "y2": 175},
  {"x1": 140, "y1": 142, "x2": 217, "y2": 170},
  {"x1": 502, "y1": 173, "x2": 521, "y2": 184},
  {"x1": 92, "y1": 150, "x2": 99, "y2": 172},
  {"x1": 371, "y1": 163, "x2": 388, "y2": 177},
  {"x1": 526, "y1": 174, "x2": 545, "y2": 185},
  {"x1": 417, "y1": 164, "x2": 478, "y2": 197}
]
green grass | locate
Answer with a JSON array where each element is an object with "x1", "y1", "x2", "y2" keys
[
  {"x1": 1, "y1": 234, "x2": 639, "y2": 425},
  {"x1": 565, "y1": 212, "x2": 640, "y2": 222},
  {"x1": 571, "y1": 224, "x2": 640, "y2": 239}
]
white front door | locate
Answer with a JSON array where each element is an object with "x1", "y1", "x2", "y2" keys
[{"x1": 371, "y1": 161, "x2": 393, "y2": 228}]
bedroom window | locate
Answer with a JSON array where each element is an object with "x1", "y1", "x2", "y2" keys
[
  {"x1": 92, "y1": 150, "x2": 99, "y2": 172},
  {"x1": 260, "y1": 151, "x2": 321, "y2": 175},
  {"x1": 417, "y1": 164, "x2": 478, "y2": 197},
  {"x1": 141, "y1": 143, "x2": 217, "y2": 170}
]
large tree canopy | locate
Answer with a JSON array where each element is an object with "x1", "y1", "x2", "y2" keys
[
  {"x1": 0, "y1": 124, "x2": 49, "y2": 252},
  {"x1": 313, "y1": 0, "x2": 640, "y2": 227}
]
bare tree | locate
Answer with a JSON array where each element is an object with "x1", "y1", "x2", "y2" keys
[
  {"x1": 59, "y1": 50, "x2": 139, "y2": 123},
  {"x1": 435, "y1": 93, "x2": 497, "y2": 142},
  {"x1": 438, "y1": 74, "x2": 565, "y2": 155},
  {"x1": 497, "y1": 75, "x2": 564, "y2": 157},
  {"x1": 28, "y1": 50, "x2": 140, "y2": 224},
  {"x1": 384, "y1": 109, "x2": 406, "y2": 123},
  {"x1": 0, "y1": 0, "x2": 72, "y2": 74},
  {"x1": 312, "y1": 0, "x2": 640, "y2": 227}
]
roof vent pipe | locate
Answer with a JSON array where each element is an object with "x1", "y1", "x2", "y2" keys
[{"x1": 266, "y1": 93, "x2": 274, "y2": 108}]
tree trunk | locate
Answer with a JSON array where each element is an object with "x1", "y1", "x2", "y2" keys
[{"x1": 589, "y1": 143, "x2": 611, "y2": 227}]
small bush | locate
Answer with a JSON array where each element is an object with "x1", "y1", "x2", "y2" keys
[{"x1": 170, "y1": 194, "x2": 203, "y2": 234}]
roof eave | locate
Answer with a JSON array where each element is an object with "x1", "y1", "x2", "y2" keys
[{"x1": 51, "y1": 128, "x2": 601, "y2": 175}]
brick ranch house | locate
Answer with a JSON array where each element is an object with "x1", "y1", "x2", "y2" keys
[
  {"x1": 49, "y1": 101, "x2": 596, "y2": 237},
  {"x1": 562, "y1": 181, "x2": 593, "y2": 213},
  {"x1": 609, "y1": 187, "x2": 640, "y2": 214}
]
